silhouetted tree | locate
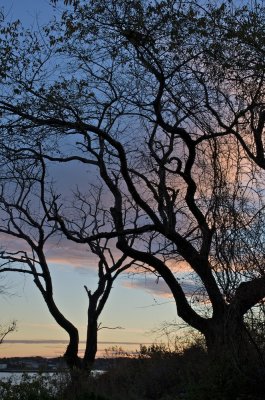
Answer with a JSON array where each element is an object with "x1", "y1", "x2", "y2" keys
[
  {"x1": 0, "y1": 320, "x2": 16, "y2": 344},
  {"x1": 0, "y1": 276, "x2": 16, "y2": 344},
  {"x1": 0, "y1": 155, "x2": 133, "y2": 371},
  {"x1": 1, "y1": 0, "x2": 265, "y2": 377}
]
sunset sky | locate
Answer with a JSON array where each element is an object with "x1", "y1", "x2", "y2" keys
[{"x1": 0, "y1": 0, "x2": 181, "y2": 359}]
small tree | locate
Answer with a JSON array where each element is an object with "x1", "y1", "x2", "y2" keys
[
  {"x1": 0, "y1": 155, "x2": 133, "y2": 371},
  {"x1": 0, "y1": 277, "x2": 16, "y2": 344},
  {"x1": 0, "y1": 321, "x2": 16, "y2": 345}
]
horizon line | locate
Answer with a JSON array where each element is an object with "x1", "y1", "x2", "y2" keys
[{"x1": 4, "y1": 340, "x2": 152, "y2": 345}]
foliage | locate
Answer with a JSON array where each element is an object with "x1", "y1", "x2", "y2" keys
[
  {"x1": 83, "y1": 340, "x2": 265, "y2": 400},
  {"x1": 0, "y1": 373, "x2": 60, "y2": 400},
  {"x1": 0, "y1": 372, "x2": 111, "y2": 400},
  {"x1": 138, "y1": 342, "x2": 174, "y2": 359},
  {"x1": 0, "y1": 338, "x2": 264, "y2": 400}
]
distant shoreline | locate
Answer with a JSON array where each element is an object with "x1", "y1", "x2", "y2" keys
[{"x1": 0, "y1": 356, "x2": 131, "y2": 375}]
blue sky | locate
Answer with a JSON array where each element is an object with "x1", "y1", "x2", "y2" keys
[
  {"x1": 1, "y1": 0, "x2": 56, "y2": 27},
  {"x1": 0, "y1": 0, "x2": 181, "y2": 357}
]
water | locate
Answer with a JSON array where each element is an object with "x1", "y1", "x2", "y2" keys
[{"x1": 0, "y1": 370, "x2": 104, "y2": 383}]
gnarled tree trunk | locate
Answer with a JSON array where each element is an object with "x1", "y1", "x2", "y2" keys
[
  {"x1": 204, "y1": 313, "x2": 250, "y2": 361},
  {"x1": 202, "y1": 307, "x2": 265, "y2": 394}
]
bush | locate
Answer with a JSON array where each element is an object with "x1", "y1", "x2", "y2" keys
[
  {"x1": 138, "y1": 343, "x2": 176, "y2": 359},
  {"x1": 0, "y1": 373, "x2": 58, "y2": 400},
  {"x1": 87, "y1": 340, "x2": 265, "y2": 400},
  {"x1": 0, "y1": 373, "x2": 111, "y2": 400},
  {"x1": 1, "y1": 338, "x2": 264, "y2": 400}
]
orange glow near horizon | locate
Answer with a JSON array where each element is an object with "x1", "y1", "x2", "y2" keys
[{"x1": 0, "y1": 341, "x2": 153, "y2": 359}]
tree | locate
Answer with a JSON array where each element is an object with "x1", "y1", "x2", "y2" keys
[
  {"x1": 1, "y1": 0, "x2": 265, "y2": 377},
  {"x1": 0, "y1": 321, "x2": 16, "y2": 344},
  {"x1": 0, "y1": 278, "x2": 16, "y2": 344},
  {"x1": 0, "y1": 153, "x2": 133, "y2": 371}
]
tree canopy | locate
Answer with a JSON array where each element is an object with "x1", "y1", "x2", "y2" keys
[{"x1": 1, "y1": 0, "x2": 265, "y2": 374}]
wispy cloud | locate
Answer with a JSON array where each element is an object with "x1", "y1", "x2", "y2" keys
[
  {"x1": 123, "y1": 275, "x2": 199, "y2": 299},
  {"x1": 0, "y1": 234, "x2": 98, "y2": 271},
  {"x1": 0, "y1": 232, "x2": 125, "y2": 272}
]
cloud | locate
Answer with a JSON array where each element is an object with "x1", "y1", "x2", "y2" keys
[
  {"x1": 0, "y1": 231, "x2": 126, "y2": 273},
  {"x1": 122, "y1": 275, "x2": 199, "y2": 299},
  {"x1": 46, "y1": 242, "x2": 95, "y2": 270},
  {"x1": 0, "y1": 233, "x2": 99, "y2": 271},
  {"x1": 0, "y1": 225, "x2": 193, "y2": 278}
]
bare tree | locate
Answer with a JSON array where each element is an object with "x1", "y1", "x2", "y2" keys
[
  {"x1": 0, "y1": 155, "x2": 133, "y2": 371},
  {"x1": 0, "y1": 278, "x2": 16, "y2": 344},
  {"x1": 1, "y1": 0, "x2": 265, "y2": 377},
  {"x1": 0, "y1": 320, "x2": 16, "y2": 344},
  {"x1": 0, "y1": 275, "x2": 17, "y2": 344}
]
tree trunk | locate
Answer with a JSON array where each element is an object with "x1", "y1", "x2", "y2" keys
[
  {"x1": 83, "y1": 303, "x2": 98, "y2": 372},
  {"x1": 83, "y1": 321, "x2": 98, "y2": 371},
  {"x1": 204, "y1": 311, "x2": 263, "y2": 380},
  {"x1": 62, "y1": 305, "x2": 99, "y2": 399},
  {"x1": 42, "y1": 295, "x2": 80, "y2": 369},
  {"x1": 206, "y1": 317, "x2": 245, "y2": 356},
  {"x1": 64, "y1": 336, "x2": 81, "y2": 370}
]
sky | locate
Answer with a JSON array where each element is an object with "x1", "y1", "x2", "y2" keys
[{"x1": 0, "y1": 0, "x2": 181, "y2": 359}]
